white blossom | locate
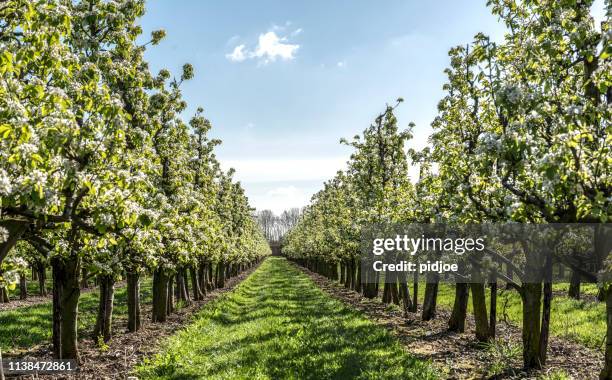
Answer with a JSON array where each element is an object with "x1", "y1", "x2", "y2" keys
[
  {"x1": 0, "y1": 227, "x2": 9, "y2": 244},
  {"x1": 0, "y1": 169, "x2": 12, "y2": 196}
]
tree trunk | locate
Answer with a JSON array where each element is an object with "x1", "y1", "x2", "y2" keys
[
  {"x1": 217, "y1": 262, "x2": 225, "y2": 288},
  {"x1": 362, "y1": 264, "x2": 378, "y2": 299},
  {"x1": 422, "y1": 274, "x2": 439, "y2": 321},
  {"x1": 19, "y1": 272, "x2": 27, "y2": 300},
  {"x1": 208, "y1": 264, "x2": 214, "y2": 290},
  {"x1": 538, "y1": 253, "x2": 553, "y2": 366},
  {"x1": 522, "y1": 283, "x2": 543, "y2": 369},
  {"x1": 471, "y1": 282, "x2": 490, "y2": 342},
  {"x1": 151, "y1": 267, "x2": 168, "y2": 323},
  {"x1": 382, "y1": 281, "x2": 391, "y2": 303},
  {"x1": 448, "y1": 283, "x2": 469, "y2": 332},
  {"x1": 38, "y1": 262, "x2": 47, "y2": 296},
  {"x1": 190, "y1": 266, "x2": 202, "y2": 301},
  {"x1": 0, "y1": 286, "x2": 8, "y2": 303},
  {"x1": 350, "y1": 258, "x2": 357, "y2": 290},
  {"x1": 175, "y1": 269, "x2": 190, "y2": 305},
  {"x1": 80, "y1": 268, "x2": 88, "y2": 289},
  {"x1": 489, "y1": 272, "x2": 497, "y2": 339},
  {"x1": 167, "y1": 275, "x2": 174, "y2": 314},
  {"x1": 344, "y1": 260, "x2": 351, "y2": 289},
  {"x1": 127, "y1": 271, "x2": 141, "y2": 332},
  {"x1": 600, "y1": 287, "x2": 612, "y2": 380},
  {"x1": 355, "y1": 259, "x2": 362, "y2": 293},
  {"x1": 182, "y1": 269, "x2": 191, "y2": 301},
  {"x1": 568, "y1": 268, "x2": 581, "y2": 300},
  {"x1": 340, "y1": 262, "x2": 346, "y2": 284},
  {"x1": 399, "y1": 272, "x2": 412, "y2": 317},
  {"x1": 93, "y1": 275, "x2": 115, "y2": 342},
  {"x1": 51, "y1": 255, "x2": 81, "y2": 361},
  {"x1": 411, "y1": 270, "x2": 419, "y2": 313}
]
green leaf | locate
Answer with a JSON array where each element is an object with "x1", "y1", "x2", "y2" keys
[{"x1": 0, "y1": 124, "x2": 11, "y2": 139}]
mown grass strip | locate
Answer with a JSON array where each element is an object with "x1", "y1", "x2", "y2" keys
[{"x1": 137, "y1": 257, "x2": 437, "y2": 380}]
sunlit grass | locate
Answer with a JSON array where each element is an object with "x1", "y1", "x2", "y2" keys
[
  {"x1": 5, "y1": 270, "x2": 52, "y2": 299},
  {"x1": 415, "y1": 283, "x2": 605, "y2": 350},
  {"x1": 137, "y1": 257, "x2": 438, "y2": 380},
  {"x1": 0, "y1": 277, "x2": 152, "y2": 353}
]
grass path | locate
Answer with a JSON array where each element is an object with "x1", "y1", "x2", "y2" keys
[{"x1": 137, "y1": 257, "x2": 437, "y2": 380}]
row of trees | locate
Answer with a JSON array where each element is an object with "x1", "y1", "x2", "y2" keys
[
  {"x1": 0, "y1": 0, "x2": 270, "y2": 361},
  {"x1": 284, "y1": 0, "x2": 611, "y2": 377}
]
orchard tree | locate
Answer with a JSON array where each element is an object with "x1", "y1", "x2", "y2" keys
[{"x1": 430, "y1": 0, "x2": 610, "y2": 370}]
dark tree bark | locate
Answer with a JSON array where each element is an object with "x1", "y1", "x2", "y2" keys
[
  {"x1": 350, "y1": 258, "x2": 356, "y2": 290},
  {"x1": 37, "y1": 262, "x2": 47, "y2": 296},
  {"x1": 340, "y1": 262, "x2": 346, "y2": 284},
  {"x1": 190, "y1": 266, "x2": 203, "y2": 301},
  {"x1": 208, "y1": 264, "x2": 214, "y2": 290},
  {"x1": 568, "y1": 267, "x2": 581, "y2": 300},
  {"x1": 398, "y1": 272, "x2": 412, "y2": 317},
  {"x1": 344, "y1": 260, "x2": 352, "y2": 289},
  {"x1": 363, "y1": 267, "x2": 377, "y2": 299},
  {"x1": 0, "y1": 286, "x2": 9, "y2": 303},
  {"x1": 538, "y1": 253, "x2": 553, "y2": 366},
  {"x1": 216, "y1": 262, "x2": 225, "y2": 288},
  {"x1": 411, "y1": 269, "x2": 419, "y2": 313},
  {"x1": 167, "y1": 275, "x2": 174, "y2": 314},
  {"x1": 126, "y1": 271, "x2": 141, "y2": 332},
  {"x1": 448, "y1": 283, "x2": 469, "y2": 332},
  {"x1": 489, "y1": 271, "x2": 497, "y2": 339},
  {"x1": 93, "y1": 275, "x2": 115, "y2": 342},
  {"x1": 522, "y1": 282, "x2": 543, "y2": 368},
  {"x1": 182, "y1": 269, "x2": 191, "y2": 300},
  {"x1": 175, "y1": 269, "x2": 190, "y2": 305},
  {"x1": 80, "y1": 268, "x2": 89, "y2": 289},
  {"x1": 51, "y1": 255, "x2": 81, "y2": 361},
  {"x1": 151, "y1": 267, "x2": 169, "y2": 322},
  {"x1": 19, "y1": 272, "x2": 27, "y2": 300},
  {"x1": 422, "y1": 274, "x2": 439, "y2": 321},
  {"x1": 471, "y1": 282, "x2": 490, "y2": 342},
  {"x1": 355, "y1": 259, "x2": 362, "y2": 293}
]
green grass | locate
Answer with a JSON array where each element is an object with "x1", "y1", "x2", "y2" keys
[
  {"x1": 137, "y1": 257, "x2": 438, "y2": 380},
  {"x1": 551, "y1": 282, "x2": 599, "y2": 296},
  {"x1": 0, "y1": 277, "x2": 152, "y2": 352},
  {"x1": 5, "y1": 270, "x2": 53, "y2": 300},
  {"x1": 374, "y1": 270, "x2": 603, "y2": 349},
  {"x1": 415, "y1": 283, "x2": 605, "y2": 350}
]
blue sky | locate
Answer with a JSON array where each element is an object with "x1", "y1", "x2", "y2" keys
[{"x1": 139, "y1": 0, "x2": 605, "y2": 214}]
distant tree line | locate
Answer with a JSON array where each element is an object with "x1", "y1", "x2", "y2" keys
[{"x1": 255, "y1": 208, "x2": 301, "y2": 243}]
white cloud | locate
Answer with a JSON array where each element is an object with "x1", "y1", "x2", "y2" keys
[
  {"x1": 225, "y1": 28, "x2": 300, "y2": 64},
  {"x1": 337, "y1": 60, "x2": 346, "y2": 68},
  {"x1": 253, "y1": 32, "x2": 299, "y2": 63},
  {"x1": 226, "y1": 44, "x2": 247, "y2": 62}
]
